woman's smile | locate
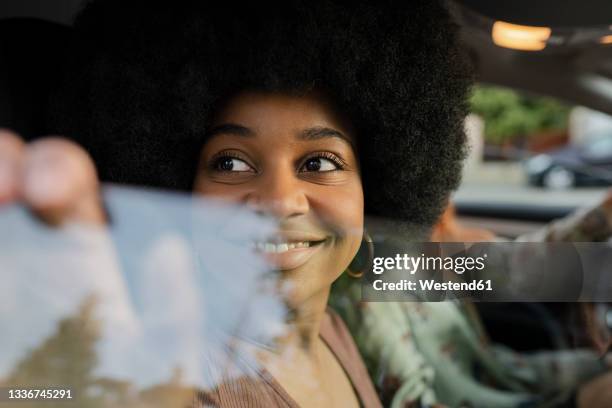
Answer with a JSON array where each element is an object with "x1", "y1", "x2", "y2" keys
[
  {"x1": 254, "y1": 238, "x2": 327, "y2": 271},
  {"x1": 253, "y1": 230, "x2": 325, "y2": 251},
  {"x1": 250, "y1": 229, "x2": 329, "y2": 270}
]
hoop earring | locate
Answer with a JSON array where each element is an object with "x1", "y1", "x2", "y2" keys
[{"x1": 346, "y1": 230, "x2": 374, "y2": 279}]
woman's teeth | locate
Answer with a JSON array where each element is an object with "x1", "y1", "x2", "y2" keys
[{"x1": 253, "y1": 241, "x2": 311, "y2": 253}]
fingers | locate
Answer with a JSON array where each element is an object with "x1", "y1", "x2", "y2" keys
[
  {"x1": 596, "y1": 189, "x2": 612, "y2": 228},
  {"x1": 602, "y1": 188, "x2": 612, "y2": 209},
  {"x1": 23, "y1": 137, "x2": 106, "y2": 226},
  {"x1": 0, "y1": 131, "x2": 106, "y2": 226},
  {"x1": 0, "y1": 129, "x2": 25, "y2": 204}
]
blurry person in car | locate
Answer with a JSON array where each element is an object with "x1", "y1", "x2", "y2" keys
[
  {"x1": 430, "y1": 202, "x2": 496, "y2": 242},
  {"x1": 332, "y1": 194, "x2": 612, "y2": 408},
  {"x1": 0, "y1": 0, "x2": 472, "y2": 406}
]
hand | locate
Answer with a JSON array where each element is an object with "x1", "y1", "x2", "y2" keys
[
  {"x1": 577, "y1": 370, "x2": 612, "y2": 408},
  {"x1": 600, "y1": 188, "x2": 612, "y2": 225},
  {"x1": 0, "y1": 129, "x2": 105, "y2": 225}
]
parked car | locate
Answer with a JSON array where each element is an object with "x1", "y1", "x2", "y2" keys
[{"x1": 525, "y1": 133, "x2": 612, "y2": 189}]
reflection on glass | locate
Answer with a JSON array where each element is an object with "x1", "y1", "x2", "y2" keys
[{"x1": 0, "y1": 186, "x2": 291, "y2": 407}]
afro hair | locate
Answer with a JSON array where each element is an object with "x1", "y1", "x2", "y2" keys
[{"x1": 50, "y1": 0, "x2": 473, "y2": 231}]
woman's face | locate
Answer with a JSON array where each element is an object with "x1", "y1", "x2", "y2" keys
[{"x1": 194, "y1": 91, "x2": 364, "y2": 304}]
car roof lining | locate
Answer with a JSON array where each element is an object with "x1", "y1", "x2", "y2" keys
[{"x1": 1, "y1": 1, "x2": 611, "y2": 115}]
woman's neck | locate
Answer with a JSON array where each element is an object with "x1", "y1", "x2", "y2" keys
[
  {"x1": 288, "y1": 286, "x2": 331, "y2": 354},
  {"x1": 254, "y1": 286, "x2": 332, "y2": 394},
  {"x1": 249, "y1": 285, "x2": 332, "y2": 380}
]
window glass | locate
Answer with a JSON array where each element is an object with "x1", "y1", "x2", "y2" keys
[{"x1": 456, "y1": 85, "x2": 612, "y2": 207}]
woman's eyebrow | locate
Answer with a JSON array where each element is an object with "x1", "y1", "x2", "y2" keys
[
  {"x1": 206, "y1": 123, "x2": 254, "y2": 138},
  {"x1": 206, "y1": 124, "x2": 353, "y2": 147},
  {"x1": 299, "y1": 126, "x2": 353, "y2": 147}
]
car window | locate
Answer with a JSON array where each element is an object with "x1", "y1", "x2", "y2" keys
[
  {"x1": 584, "y1": 136, "x2": 612, "y2": 158},
  {"x1": 455, "y1": 84, "x2": 612, "y2": 209}
]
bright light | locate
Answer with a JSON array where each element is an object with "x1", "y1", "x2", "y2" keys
[
  {"x1": 492, "y1": 21, "x2": 551, "y2": 51},
  {"x1": 600, "y1": 35, "x2": 612, "y2": 44}
]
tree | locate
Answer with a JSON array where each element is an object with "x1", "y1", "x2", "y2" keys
[{"x1": 470, "y1": 85, "x2": 570, "y2": 144}]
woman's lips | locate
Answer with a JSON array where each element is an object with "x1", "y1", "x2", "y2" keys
[{"x1": 251, "y1": 235, "x2": 327, "y2": 271}]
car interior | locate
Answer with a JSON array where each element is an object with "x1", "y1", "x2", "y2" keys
[
  {"x1": 1, "y1": 0, "x2": 611, "y2": 403},
  {"x1": 450, "y1": 0, "x2": 612, "y2": 353}
]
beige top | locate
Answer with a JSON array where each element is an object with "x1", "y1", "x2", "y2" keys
[{"x1": 194, "y1": 309, "x2": 382, "y2": 408}]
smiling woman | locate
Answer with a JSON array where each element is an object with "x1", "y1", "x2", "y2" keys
[
  {"x1": 0, "y1": 0, "x2": 472, "y2": 407},
  {"x1": 190, "y1": 91, "x2": 368, "y2": 406},
  {"x1": 195, "y1": 92, "x2": 363, "y2": 292}
]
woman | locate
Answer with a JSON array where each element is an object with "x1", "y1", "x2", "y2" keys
[{"x1": 0, "y1": 0, "x2": 471, "y2": 406}]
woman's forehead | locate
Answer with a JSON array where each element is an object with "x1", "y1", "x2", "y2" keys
[{"x1": 210, "y1": 91, "x2": 356, "y2": 144}]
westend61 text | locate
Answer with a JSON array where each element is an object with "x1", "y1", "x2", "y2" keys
[{"x1": 372, "y1": 279, "x2": 493, "y2": 291}]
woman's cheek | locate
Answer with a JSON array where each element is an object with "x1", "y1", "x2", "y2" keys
[
  {"x1": 194, "y1": 179, "x2": 249, "y2": 202},
  {"x1": 312, "y1": 179, "x2": 364, "y2": 252}
]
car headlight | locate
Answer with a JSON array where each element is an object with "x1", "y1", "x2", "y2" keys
[{"x1": 525, "y1": 154, "x2": 553, "y2": 174}]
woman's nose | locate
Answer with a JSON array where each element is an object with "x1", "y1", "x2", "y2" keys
[{"x1": 246, "y1": 171, "x2": 309, "y2": 219}]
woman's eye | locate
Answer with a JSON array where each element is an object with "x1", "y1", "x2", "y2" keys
[
  {"x1": 214, "y1": 157, "x2": 252, "y2": 172},
  {"x1": 301, "y1": 157, "x2": 340, "y2": 172}
]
